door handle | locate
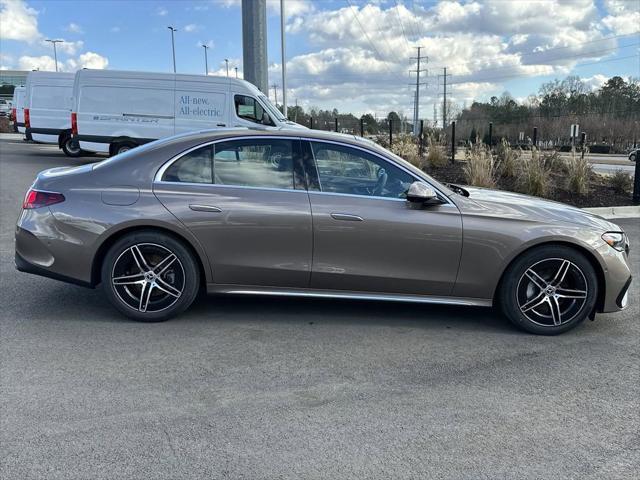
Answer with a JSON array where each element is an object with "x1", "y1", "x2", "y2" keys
[
  {"x1": 216, "y1": 123, "x2": 226, "y2": 127},
  {"x1": 330, "y1": 213, "x2": 363, "y2": 222},
  {"x1": 189, "y1": 204, "x2": 222, "y2": 213}
]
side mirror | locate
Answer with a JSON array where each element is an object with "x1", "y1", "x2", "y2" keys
[
  {"x1": 406, "y1": 181, "x2": 442, "y2": 205},
  {"x1": 261, "y1": 111, "x2": 271, "y2": 125}
]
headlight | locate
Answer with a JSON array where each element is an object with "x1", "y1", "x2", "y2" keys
[{"x1": 602, "y1": 232, "x2": 627, "y2": 252}]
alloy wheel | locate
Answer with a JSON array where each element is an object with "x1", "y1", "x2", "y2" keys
[
  {"x1": 111, "y1": 243, "x2": 185, "y2": 313},
  {"x1": 516, "y1": 258, "x2": 588, "y2": 327}
]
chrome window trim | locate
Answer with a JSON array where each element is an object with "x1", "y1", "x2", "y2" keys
[
  {"x1": 154, "y1": 180, "x2": 307, "y2": 195},
  {"x1": 154, "y1": 134, "x2": 454, "y2": 206}
]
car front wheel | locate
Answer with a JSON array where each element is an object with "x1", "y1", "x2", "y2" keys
[
  {"x1": 499, "y1": 245, "x2": 598, "y2": 335},
  {"x1": 101, "y1": 231, "x2": 200, "y2": 322}
]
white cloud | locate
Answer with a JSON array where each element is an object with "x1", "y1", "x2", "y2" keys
[
  {"x1": 221, "y1": 0, "x2": 313, "y2": 19},
  {"x1": 18, "y1": 54, "x2": 56, "y2": 71},
  {"x1": 0, "y1": 0, "x2": 41, "y2": 42},
  {"x1": 582, "y1": 74, "x2": 609, "y2": 91},
  {"x1": 156, "y1": 6, "x2": 168, "y2": 16},
  {"x1": 75, "y1": 51, "x2": 109, "y2": 69},
  {"x1": 602, "y1": 0, "x2": 640, "y2": 35},
  {"x1": 110, "y1": 26, "x2": 121, "y2": 33},
  {"x1": 65, "y1": 22, "x2": 83, "y2": 34},
  {"x1": 184, "y1": 24, "x2": 200, "y2": 33}
]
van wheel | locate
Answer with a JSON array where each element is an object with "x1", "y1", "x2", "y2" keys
[
  {"x1": 111, "y1": 142, "x2": 136, "y2": 156},
  {"x1": 61, "y1": 136, "x2": 82, "y2": 157}
]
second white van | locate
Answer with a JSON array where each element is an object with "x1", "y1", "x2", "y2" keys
[
  {"x1": 72, "y1": 69, "x2": 305, "y2": 155},
  {"x1": 11, "y1": 86, "x2": 26, "y2": 134},
  {"x1": 24, "y1": 71, "x2": 82, "y2": 156}
]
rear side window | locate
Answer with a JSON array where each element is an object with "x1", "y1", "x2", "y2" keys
[
  {"x1": 162, "y1": 145, "x2": 213, "y2": 183},
  {"x1": 213, "y1": 139, "x2": 296, "y2": 190}
]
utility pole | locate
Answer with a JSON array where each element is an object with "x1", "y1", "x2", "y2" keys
[
  {"x1": 241, "y1": 0, "x2": 268, "y2": 93},
  {"x1": 45, "y1": 39, "x2": 63, "y2": 72},
  {"x1": 235, "y1": 67, "x2": 238, "y2": 78},
  {"x1": 272, "y1": 83, "x2": 278, "y2": 107},
  {"x1": 167, "y1": 27, "x2": 177, "y2": 73},
  {"x1": 280, "y1": 0, "x2": 287, "y2": 117},
  {"x1": 201, "y1": 44, "x2": 209, "y2": 75},
  {"x1": 294, "y1": 98, "x2": 298, "y2": 122},
  {"x1": 409, "y1": 46, "x2": 426, "y2": 135},
  {"x1": 439, "y1": 67, "x2": 452, "y2": 128},
  {"x1": 225, "y1": 59, "x2": 229, "y2": 77}
]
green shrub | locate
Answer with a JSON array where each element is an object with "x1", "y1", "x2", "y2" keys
[
  {"x1": 610, "y1": 169, "x2": 633, "y2": 194},
  {"x1": 464, "y1": 141, "x2": 497, "y2": 188}
]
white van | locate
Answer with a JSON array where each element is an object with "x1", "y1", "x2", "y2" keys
[
  {"x1": 24, "y1": 71, "x2": 81, "y2": 156},
  {"x1": 72, "y1": 69, "x2": 305, "y2": 155},
  {"x1": 11, "y1": 86, "x2": 26, "y2": 134}
]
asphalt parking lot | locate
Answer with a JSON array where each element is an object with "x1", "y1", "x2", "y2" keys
[{"x1": 1, "y1": 135, "x2": 638, "y2": 479}]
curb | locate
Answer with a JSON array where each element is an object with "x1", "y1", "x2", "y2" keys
[{"x1": 583, "y1": 205, "x2": 640, "y2": 219}]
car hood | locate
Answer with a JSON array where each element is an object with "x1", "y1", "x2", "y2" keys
[{"x1": 453, "y1": 186, "x2": 621, "y2": 232}]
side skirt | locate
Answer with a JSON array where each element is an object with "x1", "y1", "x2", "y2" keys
[{"x1": 206, "y1": 284, "x2": 492, "y2": 307}]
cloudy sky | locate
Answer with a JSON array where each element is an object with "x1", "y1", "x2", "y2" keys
[{"x1": 1, "y1": 0, "x2": 638, "y2": 117}]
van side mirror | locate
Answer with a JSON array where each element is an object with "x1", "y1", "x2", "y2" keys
[
  {"x1": 261, "y1": 112, "x2": 271, "y2": 125},
  {"x1": 406, "y1": 181, "x2": 442, "y2": 206}
]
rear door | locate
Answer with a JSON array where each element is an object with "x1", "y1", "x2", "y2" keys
[
  {"x1": 154, "y1": 137, "x2": 312, "y2": 287},
  {"x1": 304, "y1": 140, "x2": 463, "y2": 296}
]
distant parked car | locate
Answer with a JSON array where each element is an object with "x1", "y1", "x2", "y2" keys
[
  {"x1": 629, "y1": 149, "x2": 638, "y2": 162},
  {"x1": 0, "y1": 99, "x2": 10, "y2": 116},
  {"x1": 15, "y1": 129, "x2": 632, "y2": 334}
]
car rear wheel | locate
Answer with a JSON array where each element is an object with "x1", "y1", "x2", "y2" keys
[
  {"x1": 498, "y1": 245, "x2": 598, "y2": 335},
  {"x1": 111, "y1": 141, "x2": 136, "y2": 156},
  {"x1": 101, "y1": 231, "x2": 200, "y2": 322},
  {"x1": 630, "y1": 152, "x2": 637, "y2": 162}
]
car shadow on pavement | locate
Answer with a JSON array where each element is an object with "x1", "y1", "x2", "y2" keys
[{"x1": 12, "y1": 278, "x2": 519, "y2": 333}]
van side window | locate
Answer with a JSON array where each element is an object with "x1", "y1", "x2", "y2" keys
[
  {"x1": 234, "y1": 95, "x2": 274, "y2": 126},
  {"x1": 213, "y1": 139, "x2": 294, "y2": 190},
  {"x1": 162, "y1": 145, "x2": 213, "y2": 183}
]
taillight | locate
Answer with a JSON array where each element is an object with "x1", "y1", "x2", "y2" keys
[
  {"x1": 71, "y1": 112, "x2": 78, "y2": 136},
  {"x1": 24, "y1": 108, "x2": 30, "y2": 128},
  {"x1": 22, "y1": 189, "x2": 65, "y2": 209},
  {"x1": 11, "y1": 108, "x2": 16, "y2": 121}
]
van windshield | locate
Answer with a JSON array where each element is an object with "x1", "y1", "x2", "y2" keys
[{"x1": 258, "y1": 95, "x2": 285, "y2": 122}]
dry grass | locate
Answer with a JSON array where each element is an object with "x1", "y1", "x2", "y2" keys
[
  {"x1": 610, "y1": 169, "x2": 633, "y2": 194},
  {"x1": 496, "y1": 138, "x2": 520, "y2": 177},
  {"x1": 520, "y1": 148, "x2": 551, "y2": 197},
  {"x1": 565, "y1": 148, "x2": 592, "y2": 195},
  {"x1": 426, "y1": 134, "x2": 448, "y2": 168},
  {"x1": 390, "y1": 134, "x2": 422, "y2": 168},
  {"x1": 464, "y1": 141, "x2": 497, "y2": 188}
]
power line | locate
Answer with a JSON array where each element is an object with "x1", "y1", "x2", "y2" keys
[
  {"x1": 456, "y1": 108, "x2": 640, "y2": 123},
  {"x1": 393, "y1": 0, "x2": 412, "y2": 51}
]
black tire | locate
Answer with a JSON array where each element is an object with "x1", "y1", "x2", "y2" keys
[
  {"x1": 498, "y1": 245, "x2": 598, "y2": 335},
  {"x1": 101, "y1": 231, "x2": 200, "y2": 322},
  {"x1": 61, "y1": 135, "x2": 83, "y2": 157},
  {"x1": 630, "y1": 153, "x2": 637, "y2": 162},
  {"x1": 110, "y1": 141, "x2": 136, "y2": 156}
]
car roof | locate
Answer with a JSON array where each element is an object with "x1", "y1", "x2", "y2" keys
[{"x1": 158, "y1": 127, "x2": 377, "y2": 151}]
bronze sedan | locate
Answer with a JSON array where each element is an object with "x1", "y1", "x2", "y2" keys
[{"x1": 15, "y1": 130, "x2": 632, "y2": 334}]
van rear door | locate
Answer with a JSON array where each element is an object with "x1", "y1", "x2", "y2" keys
[{"x1": 174, "y1": 77, "x2": 228, "y2": 135}]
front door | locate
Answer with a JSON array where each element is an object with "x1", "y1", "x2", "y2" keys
[
  {"x1": 154, "y1": 137, "x2": 312, "y2": 287},
  {"x1": 305, "y1": 140, "x2": 463, "y2": 296}
]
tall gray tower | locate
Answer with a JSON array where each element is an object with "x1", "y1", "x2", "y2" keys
[{"x1": 242, "y1": 0, "x2": 268, "y2": 94}]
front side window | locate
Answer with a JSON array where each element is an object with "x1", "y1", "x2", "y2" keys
[
  {"x1": 213, "y1": 139, "x2": 297, "y2": 190},
  {"x1": 309, "y1": 142, "x2": 414, "y2": 199},
  {"x1": 234, "y1": 95, "x2": 274, "y2": 126},
  {"x1": 162, "y1": 145, "x2": 213, "y2": 183}
]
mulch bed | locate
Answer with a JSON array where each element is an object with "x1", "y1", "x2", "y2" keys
[{"x1": 423, "y1": 161, "x2": 634, "y2": 208}]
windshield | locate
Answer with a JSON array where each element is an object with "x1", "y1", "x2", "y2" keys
[{"x1": 258, "y1": 94, "x2": 286, "y2": 122}]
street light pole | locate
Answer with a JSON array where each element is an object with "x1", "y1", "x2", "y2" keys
[
  {"x1": 167, "y1": 26, "x2": 177, "y2": 73},
  {"x1": 280, "y1": 0, "x2": 287, "y2": 118},
  {"x1": 225, "y1": 59, "x2": 229, "y2": 77},
  {"x1": 45, "y1": 39, "x2": 63, "y2": 72},
  {"x1": 201, "y1": 44, "x2": 209, "y2": 75},
  {"x1": 235, "y1": 67, "x2": 238, "y2": 78}
]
